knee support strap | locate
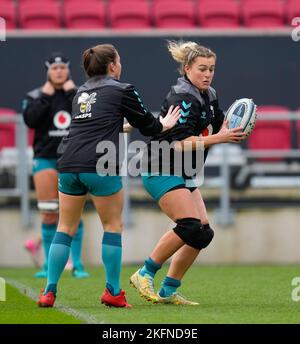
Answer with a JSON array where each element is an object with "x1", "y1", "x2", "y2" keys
[
  {"x1": 37, "y1": 199, "x2": 59, "y2": 213},
  {"x1": 173, "y1": 218, "x2": 214, "y2": 250}
]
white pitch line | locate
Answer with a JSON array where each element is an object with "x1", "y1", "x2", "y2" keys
[{"x1": 6, "y1": 279, "x2": 102, "y2": 324}]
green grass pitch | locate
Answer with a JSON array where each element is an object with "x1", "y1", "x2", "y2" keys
[{"x1": 0, "y1": 265, "x2": 300, "y2": 324}]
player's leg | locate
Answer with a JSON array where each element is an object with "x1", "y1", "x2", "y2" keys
[
  {"x1": 24, "y1": 235, "x2": 42, "y2": 268},
  {"x1": 82, "y1": 173, "x2": 130, "y2": 308},
  {"x1": 158, "y1": 189, "x2": 212, "y2": 305},
  {"x1": 71, "y1": 219, "x2": 89, "y2": 278},
  {"x1": 165, "y1": 189, "x2": 208, "y2": 280},
  {"x1": 38, "y1": 172, "x2": 87, "y2": 307},
  {"x1": 131, "y1": 184, "x2": 201, "y2": 302},
  {"x1": 38, "y1": 190, "x2": 86, "y2": 307},
  {"x1": 33, "y1": 162, "x2": 59, "y2": 278},
  {"x1": 92, "y1": 195, "x2": 131, "y2": 307}
]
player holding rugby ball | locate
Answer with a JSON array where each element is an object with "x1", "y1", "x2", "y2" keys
[{"x1": 129, "y1": 41, "x2": 256, "y2": 305}]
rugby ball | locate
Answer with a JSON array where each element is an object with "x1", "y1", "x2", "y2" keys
[{"x1": 225, "y1": 98, "x2": 257, "y2": 137}]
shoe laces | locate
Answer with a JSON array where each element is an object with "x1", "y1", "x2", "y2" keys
[
  {"x1": 142, "y1": 274, "x2": 155, "y2": 293},
  {"x1": 173, "y1": 292, "x2": 197, "y2": 304},
  {"x1": 173, "y1": 292, "x2": 187, "y2": 301}
]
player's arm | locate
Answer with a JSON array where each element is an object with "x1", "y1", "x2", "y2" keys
[
  {"x1": 121, "y1": 86, "x2": 180, "y2": 136},
  {"x1": 175, "y1": 121, "x2": 246, "y2": 151}
]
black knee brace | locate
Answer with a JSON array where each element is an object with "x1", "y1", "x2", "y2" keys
[{"x1": 173, "y1": 218, "x2": 214, "y2": 250}]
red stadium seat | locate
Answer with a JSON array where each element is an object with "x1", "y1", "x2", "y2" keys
[
  {"x1": 0, "y1": 107, "x2": 15, "y2": 115},
  {"x1": 64, "y1": 1, "x2": 106, "y2": 29},
  {"x1": 19, "y1": 1, "x2": 61, "y2": 30},
  {"x1": 248, "y1": 106, "x2": 292, "y2": 161},
  {"x1": 286, "y1": 0, "x2": 300, "y2": 25},
  {"x1": 0, "y1": 124, "x2": 15, "y2": 150},
  {"x1": 197, "y1": 0, "x2": 240, "y2": 28},
  {"x1": 0, "y1": 108, "x2": 16, "y2": 150},
  {"x1": 108, "y1": 0, "x2": 151, "y2": 29},
  {"x1": 242, "y1": 0, "x2": 285, "y2": 28},
  {"x1": 297, "y1": 122, "x2": 300, "y2": 149},
  {"x1": 296, "y1": 108, "x2": 300, "y2": 149},
  {"x1": 0, "y1": 108, "x2": 34, "y2": 148},
  {"x1": 152, "y1": 0, "x2": 188, "y2": 3},
  {"x1": 153, "y1": 0, "x2": 196, "y2": 29},
  {"x1": 18, "y1": 0, "x2": 58, "y2": 2},
  {"x1": 0, "y1": 2, "x2": 16, "y2": 30},
  {"x1": 28, "y1": 128, "x2": 34, "y2": 147},
  {"x1": 63, "y1": 0, "x2": 102, "y2": 2}
]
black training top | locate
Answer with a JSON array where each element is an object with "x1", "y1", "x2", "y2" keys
[
  {"x1": 144, "y1": 76, "x2": 225, "y2": 177},
  {"x1": 22, "y1": 88, "x2": 76, "y2": 159},
  {"x1": 57, "y1": 75, "x2": 163, "y2": 173}
]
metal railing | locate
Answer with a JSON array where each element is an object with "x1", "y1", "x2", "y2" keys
[
  {"x1": 214, "y1": 111, "x2": 300, "y2": 226},
  {"x1": 0, "y1": 115, "x2": 30, "y2": 227},
  {"x1": 1, "y1": 111, "x2": 300, "y2": 228}
]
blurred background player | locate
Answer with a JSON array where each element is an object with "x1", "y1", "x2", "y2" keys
[
  {"x1": 130, "y1": 41, "x2": 246, "y2": 305},
  {"x1": 38, "y1": 44, "x2": 180, "y2": 308},
  {"x1": 22, "y1": 52, "x2": 89, "y2": 279}
]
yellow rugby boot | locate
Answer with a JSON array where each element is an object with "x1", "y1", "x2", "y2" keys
[
  {"x1": 156, "y1": 292, "x2": 199, "y2": 306},
  {"x1": 129, "y1": 270, "x2": 158, "y2": 303}
]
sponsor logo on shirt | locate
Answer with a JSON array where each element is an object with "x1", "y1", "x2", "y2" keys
[
  {"x1": 201, "y1": 124, "x2": 213, "y2": 137},
  {"x1": 75, "y1": 92, "x2": 97, "y2": 119}
]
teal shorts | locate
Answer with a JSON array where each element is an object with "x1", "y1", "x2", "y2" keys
[
  {"x1": 32, "y1": 158, "x2": 57, "y2": 175},
  {"x1": 142, "y1": 175, "x2": 198, "y2": 202},
  {"x1": 58, "y1": 173, "x2": 122, "y2": 197}
]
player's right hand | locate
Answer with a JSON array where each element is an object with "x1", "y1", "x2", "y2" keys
[
  {"x1": 63, "y1": 80, "x2": 76, "y2": 92},
  {"x1": 217, "y1": 121, "x2": 246, "y2": 143},
  {"x1": 160, "y1": 105, "x2": 181, "y2": 132},
  {"x1": 42, "y1": 81, "x2": 55, "y2": 96}
]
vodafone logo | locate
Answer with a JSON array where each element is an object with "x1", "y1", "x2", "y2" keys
[{"x1": 53, "y1": 111, "x2": 71, "y2": 130}]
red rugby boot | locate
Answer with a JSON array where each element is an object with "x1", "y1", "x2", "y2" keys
[
  {"x1": 38, "y1": 289, "x2": 56, "y2": 308},
  {"x1": 101, "y1": 288, "x2": 132, "y2": 308}
]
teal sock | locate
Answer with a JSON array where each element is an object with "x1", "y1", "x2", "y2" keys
[
  {"x1": 41, "y1": 222, "x2": 57, "y2": 269},
  {"x1": 139, "y1": 257, "x2": 161, "y2": 278},
  {"x1": 71, "y1": 220, "x2": 84, "y2": 269},
  {"x1": 102, "y1": 232, "x2": 122, "y2": 296},
  {"x1": 159, "y1": 276, "x2": 181, "y2": 298},
  {"x1": 44, "y1": 232, "x2": 72, "y2": 295}
]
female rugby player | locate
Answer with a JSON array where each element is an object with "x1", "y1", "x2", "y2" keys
[
  {"x1": 23, "y1": 52, "x2": 88, "y2": 279},
  {"x1": 130, "y1": 41, "x2": 246, "y2": 305},
  {"x1": 38, "y1": 44, "x2": 181, "y2": 308}
]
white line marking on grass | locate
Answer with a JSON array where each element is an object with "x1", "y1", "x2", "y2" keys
[{"x1": 6, "y1": 279, "x2": 102, "y2": 324}]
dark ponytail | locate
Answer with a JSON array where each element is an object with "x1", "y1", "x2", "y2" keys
[{"x1": 82, "y1": 44, "x2": 118, "y2": 77}]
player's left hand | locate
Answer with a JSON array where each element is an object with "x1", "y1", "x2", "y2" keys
[
  {"x1": 160, "y1": 105, "x2": 181, "y2": 132},
  {"x1": 63, "y1": 80, "x2": 76, "y2": 92},
  {"x1": 123, "y1": 123, "x2": 133, "y2": 133},
  {"x1": 218, "y1": 120, "x2": 246, "y2": 143}
]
